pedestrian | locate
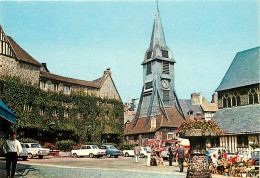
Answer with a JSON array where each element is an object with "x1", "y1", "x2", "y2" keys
[
  {"x1": 168, "y1": 144, "x2": 174, "y2": 166},
  {"x1": 146, "y1": 143, "x2": 151, "y2": 166},
  {"x1": 175, "y1": 144, "x2": 179, "y2": 166},
  {"x1": 206, "y1": 143, "x2": 211, "y2": 165},
  {"x1": 134, "y1": 143, "x2": 141, "y2": 163},
  {"x1": 176, "y1": 144, "x2": 185, "y2": 172},
  {"x1": 3, "y1": 132, "x2": 22, "y2": 178},
  {"x1": 212, "y1": 154, "x2": 218, "y2": 174},
  {"x1": 222, "y1": 150, "x2": 227, "y2": 160}
]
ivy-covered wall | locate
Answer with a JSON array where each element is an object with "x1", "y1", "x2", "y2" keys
[{"x1": 0, "y1": 77, "x2": 124, "y2": 144}]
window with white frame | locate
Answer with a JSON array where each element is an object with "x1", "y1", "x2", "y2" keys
[
  {"x1": 64, "y1": 86, "x2": 70, "y2": 94},
  {"x1": 40, "y1": 81, "x2": 45, "y2": 90},
  {"x1": 24, "y1": 103, "x2": 32, "y2": 111},
  {"x1": 64, "y1": 110, "x2": 69, "y2": 118},
  {"x1": 53, "y1": 109, "x2": 57, "y2": 116},
  {"x1": 52, "y1": 83, "x2": 58, "y2": 92},
  {"x1": 40, "y1": 107, "x2": 45, "y2": 115}
]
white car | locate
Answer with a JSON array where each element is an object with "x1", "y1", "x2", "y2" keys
[
  {"x1": 123, "y1": 147, "x2": 148, "y2": 158},
  {"x1": 24, "y1": 143, "x2": 50, "y2": 159},
  {"x1": 71, "y1": 145, "x2": 106, "y2": 158}
]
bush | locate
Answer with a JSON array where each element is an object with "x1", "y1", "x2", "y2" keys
[
  {"x1": 43, "y1": 142, "x2": 56, "y2": 150},
  {"x1": 118, "y1": 143, "x2": 134, "y2": 150},
  {"x1": 19, "y1": 137, "x2": 38, "y2": 143},
  {"x1": 56, "y1": 140, "x2": 75, "y2": 151}
]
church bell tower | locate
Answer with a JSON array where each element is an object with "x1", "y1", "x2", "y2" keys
[{"x1": 135, "y1": 4, "x2": 176, "y2": 123}]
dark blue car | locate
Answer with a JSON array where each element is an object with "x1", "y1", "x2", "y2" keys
[{"x1": 101, "y1": 145, "x2": 122, "y2": 158}]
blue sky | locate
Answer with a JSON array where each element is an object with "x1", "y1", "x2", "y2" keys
[{"x1": 0, "y1": 0, "x2": 259, "y2": 104}]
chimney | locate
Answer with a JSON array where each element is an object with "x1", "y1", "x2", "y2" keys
[
  {"x1": 211, "y1": 92, "x2": 217, "y2": 104},
  {"x1": 191, "y1": 93, "x2": 202, "y2": 105}
]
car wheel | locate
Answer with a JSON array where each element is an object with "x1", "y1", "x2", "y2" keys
[
  {"x1": 107, "y1": 154, "x2": 111, "y2": 158},
  {"x1": 140, "y1": 153, "x2": 145, "y2": 158},
  {"x1": 115, "y1": 155, "x2": 118, "y2": 158},
  {"x1": 22, "y1": 157, "x2": 28, "y2": 161},
  {"x1": 89, "y1": 153, "x2": 94, "y2": 158},
  {"x1": 125, "y1": 152, "x2": 129, "y2": 157},
  {"x1": 73, "y1": 153, "x2": 78, "y2": 158},
  {"x1": 39, "y1": 155, "x2": 43, "y2": 159},
  {"x1": 28, "y1": 153, "x2": 33, "y2": 159}
]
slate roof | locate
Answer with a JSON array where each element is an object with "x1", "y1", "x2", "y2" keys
[
  {"x1": 216, "y1": 47, "x2": 260, "y2": 92},
  {"x1": 40, "y1": 71, "x2": 100, "y2": 88},
  {"x1": 212, "y1": 104, "x2": 260, "y2": 134},
  {"x1": 125, "y1": 107, "x2": 186, "y2": 135},
  {"x1": 7, "y1": 36, "x2": 41, "y2": 66},
  {"x1": 179, "y1": 99, "x2": 204, "y2": 118}
]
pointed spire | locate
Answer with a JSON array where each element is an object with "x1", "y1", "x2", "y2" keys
[{"x1": 149, "y1": 4, "x2": 167, "y2": 49}]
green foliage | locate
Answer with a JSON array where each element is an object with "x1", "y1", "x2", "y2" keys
[
  {"x1": 0, "y1": 77, "x2": 124, "y2": 144},
  {"x1": 56, "y1": 140, "x2": 75, "y2": 151},
  {"x1": 19, "y1": 137, "x2": 38, "y2": 143},
  {"x1": 118, "y1": 143, "x2": 134, "y2": 150}
]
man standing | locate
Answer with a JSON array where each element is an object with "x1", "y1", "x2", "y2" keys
[
  {"x1": 3, "y1": 133, "x2": 22, "y2": 178},
  {"x1": 146, "y1": 143, "x2": 151, "y2": 166},
  {"x1": 176, "y1": 144, "x2": 185, "y2": 172},
  {"x1": 134, "y1": 143, "x2": 141, "y2": 163},
  {"x1": 168, "y1": 144, "x2": 174, "y2": 166}
]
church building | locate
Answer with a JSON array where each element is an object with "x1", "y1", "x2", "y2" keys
[{"x1": 125, "y1": 5, "x2": 186, "y2": 146}]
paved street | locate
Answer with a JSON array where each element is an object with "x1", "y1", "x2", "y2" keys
[{"x1": 0, "y1": 156, "x2": 233, "y2": 178}]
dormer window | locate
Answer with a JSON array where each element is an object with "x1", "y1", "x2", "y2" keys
[
  {"x1": 40, "y1": 81, "x2": 45, "y2": 90},
  {"x1": 146, "y1": 62, "x2": 152, "y2": 75},
  {"x1": 64, "y1": 86, "x2": 70, "y2": 95},
  {"x1": 147, "y1": 51, "x2": 152, "y2": 59},
  {"x1": 162, "y1": 50, "x2": 168, "y2": 58},
  {"x1": 52, "y1": 83, "x2": 58, "y2": 92}
]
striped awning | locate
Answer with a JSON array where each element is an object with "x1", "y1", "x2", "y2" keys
[{"x1": 0, "y1": 100, "x2": 16, "y2": 124}]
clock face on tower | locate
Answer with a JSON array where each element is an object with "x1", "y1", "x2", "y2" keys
[{"x1": 161, "y1": 79, "x2": 170, "y2": 89}]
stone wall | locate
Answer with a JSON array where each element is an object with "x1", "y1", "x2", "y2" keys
[
  {"x1": 0, "y1": 55, "x2": 40, "y2": 85},
  {"x1": 187, "y1": 154, "x2": 211, "y2": 178},
  {"x1": 99, "y1": 71, "x2": 120, "y2": 100}
]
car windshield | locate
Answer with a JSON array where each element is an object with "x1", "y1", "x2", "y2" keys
[
  {"x1": 31, "y1": 144, "x2": 41, "y2": 148},
  {"x1": 92, "y1": 146, "x2": 98, "y2": 149},
  {"x1": 100, "y1": 146, "x2": 106, "y2": 149},
  {"x1": 109, "y1": 146, "x2": 116, "y2": 149},
  {"x1": 143, "y1": 147, "x2": 147, "y2": 151},
  {"x1": 21, "y1": 144, "x2": 26, "y2": 148}
]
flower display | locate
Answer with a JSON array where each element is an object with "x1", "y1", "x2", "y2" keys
[
  {"x1": 43, "y1": 142, "x2": 56, "y2": 150},
  {"x1": 177, "y1": 120, "x2": 227, "y2": 135},
  {"x1": 105, "y1": 117, "x2": 109, "y2": 121}
]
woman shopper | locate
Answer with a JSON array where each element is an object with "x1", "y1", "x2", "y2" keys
[{"x1": 3, "y1": 133, "x2": 22, "y2": 178}]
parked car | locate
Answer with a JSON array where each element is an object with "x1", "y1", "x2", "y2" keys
[
  {"x1": 24, "y1": 143, "x2": 50, "y2": 159},
  {"x1": 101, "y1": 145, "x2": 122, "y2": 158},
  {"x1": 18, "y1": 143, "x2": 28, "y2": 161},
  {"x1": 123, "y1": 147, "x2": 148, "y2": 158},
  {"x1": 71, "y1": 145, "x2": 106, "y2": 158}
]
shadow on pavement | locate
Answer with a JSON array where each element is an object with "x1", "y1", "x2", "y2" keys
[{"x1": 0, "y1": 159, "x2": 38, "y2": 177}]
